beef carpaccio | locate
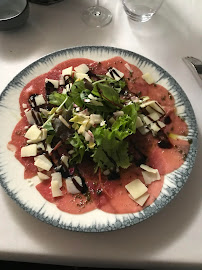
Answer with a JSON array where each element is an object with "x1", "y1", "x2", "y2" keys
[{"x1": 8, "y1": 57, "x2": 190, "y2": 214}]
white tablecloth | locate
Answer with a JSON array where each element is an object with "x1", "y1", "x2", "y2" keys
[{"x1": 0, "y1": 0, "x2": 201, "y2": 268}]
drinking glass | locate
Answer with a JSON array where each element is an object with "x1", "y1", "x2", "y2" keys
[
  {"x1": 122, "y1": 0, "x2": 164, "y2": 22},
  {"x1": 82, "y1": 0, "x2": 112, "y2": 27}
]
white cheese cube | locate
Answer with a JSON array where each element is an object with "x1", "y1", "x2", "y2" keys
[
  {"x1": 66, "y1": 176, "x2": 82, "y2": 194},
  {"x1": 21, "y1": 144, "x2": 37, "y2": 157},
  {"x1": 145, "y1": 106, "x2": 156, "y2": 114},
  {"x1": 106, "y1": 67, "x2": 124, "y2": 81},
  {"x1": 148, "y1": 112, "x2": 160, "y2": 121},
  {"x1": 62, "y1": 66, "x2": 73, "y2": 76},
  {"x1": 138, "y1": 126, "x2": 150, "y2": 135},
  {"x1": 27, "y1": 129, "x2": 47, "y2": 144},
  {"x1": 34, "y1": 155, "x2": 52, "y2": 171},
  {"x1": 25, "y1": 109, "x2": 35, "y2": 125},
  {"x1": 150, "y1": 123, "x2": 160, "y2": 133},
  {"x1": 143, "y1": 116, "x2": 152, "y2": 126},
  {"x1": 34, "y1": 94, "x2": 46, "y2": 106},
  {"x1": 134, "y1": 193, "x2": 150, "y2": 206},
  {"x1": 140, "y1": 164, "x2": 160, "y2": 185},
  {"x1": 45, "y1": 78, "x2": 59, "y2": 89},
  {"x1": 65, "y1": 83, "x2": 72, "y2": 93},
  {"x1": 157, "y1": 121, "x2": 166, "y2": 128},
  {"x1": 150, "y1": 102, "x2": 165, "y2": 115},
  {"x1": 125, "y1": 179, "x2": 148, "y2": 200},
  {"x1": 25, "y1": 125, "x2": 41, "y2": 140},
  {"x1": 51, "y1": 180, "x2": 63, "y2": 197},
  {"x1": 75, "y1": 72, "x2": 92, "y2": 82},
  {"x1": 140, "y1": 164, "x2": 158, "y2": 173},
  {"x1": 136, "y1": 116, "x2": 144, "y2": 128},
  {"x1": 140, "y1": 100, "x2": 156, "y2": 108},
  {"x1": 61, "y1": 155, "x2": 69, "y2": 168},
  {"x1": 51, "y1": 172, "x2": 62, "y2": 188},
  {"x1": 37, "y1": 172, "x2": 50, "y2": 180},
  {"x1": 142, "y1": 73, "x2": 154, "y2": 84},
  {"x1": 142, "y1": 171, "x2": 161, "y2": 185},
  {"x1": 74, "y1": 64, "x2": 89, "y2": 74}
]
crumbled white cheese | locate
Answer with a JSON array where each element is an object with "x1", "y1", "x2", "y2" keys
[
  {"x1": 75, "y1": 72, "x2": 92, "y2": 82},
  {"x1": 51, "y1": 172, "x2": 62, "y2": 188},
  {"x1": 125, "y1": 179, "x2": 148, "y2": 200},
  {"x1": 74, "y1": 64, "x2": 89, "y2": 74},
  {"x1": 157, "y1": 121, "x2": 166, "y2": 128},
  {"x1": 45, "y1": 78, "x2": 59, "y2": 89},
  {"x1": 140, "y1": 164, "x2": 160, "y2": 185},
  {"x1": 27, "y1": 129, "x2": 47, "y2": 144},
  {"x1": 142, "y1": 73, "x2": 154, "y2": 84},
  {"x1": 62, "y1": 66, "x2": 73, "y2": 76},
  {"x1": 25, "y1": 110, "x2": 35, "y2": 125},
  {"x1": 21, "y1": 144, "x2": 37, "y2": 157},
  {"x1": 138, "y1": 126, "x2": 150, "y2": 135},
  {"x1": 34, "y1": 155, "x2": 52, "y2": 171},
  {"x1": 37, "y1": 172, "x2": 49, "y2": 180},
  {"x1": 136, "y1": 116, "x2": 144, "y2": 128},
  {"x1": 66, "y1": 176, "x2": 82, "y2": 194},
  {"x1": 142, "y1": 116, "x2": 153, "y2": 126},
  {"x1": 61, "y1": 155, "x2": 69, "y2": 168},
  {"x1": 133, "y1": 192, "x2": 150, "y2": 206},
  {"x1": 148, "y1": 112, "x2": 160, "y2": 121},
  {"x1": 51, "y1": 180, "x2": 63, "y2": 197},
  {"x1": 106, "y1": 67, "x2": 124, "y2": 81},
  {"x1": 25, "y1": 125, "x2": 41, "y2": 140},
  {"x1": 34, "y1": 94, "x2": 46, "y2": 106}
]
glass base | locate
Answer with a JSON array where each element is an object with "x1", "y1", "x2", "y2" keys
[
  {"x1": 123, "y1": 2, "x2": 155, "y2": 22},
  {"x1": 82, "y1": 6, "x2": 112, "y2": 27}
]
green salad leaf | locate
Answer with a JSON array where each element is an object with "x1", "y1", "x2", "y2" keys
[
  {"x1": 48, "y1": 91, "x2": 66, "y2": 106},
  {"x1": 92, "y1": 127, "x2": 130, "y2": 171},
  {"x1": 68, "y1": 133, "x2": 86, "y2": 164}
]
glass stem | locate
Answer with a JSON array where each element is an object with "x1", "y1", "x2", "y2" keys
[{"x1": 96, "y1": 0, "x2": 99, "y2": 7}]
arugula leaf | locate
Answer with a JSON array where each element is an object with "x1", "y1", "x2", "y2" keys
[
  {"x1": 48, "y1": 91, "x2": 73, "y2": 111},
  {"x1": 42, "y1": 121, "x2": 54, "y2": 132},
  {"x1": 70, "y1": 80, "x2": 86, "y2": 107},
  {"x1": 48, "y1": 91, "x2": 66, "y2": 106},
  {"x1": 68, "y1": 133, "x2": 86, "y2": 164}
]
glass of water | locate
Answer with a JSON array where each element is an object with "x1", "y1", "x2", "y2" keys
[{"x1": 122, "y1": 0, "x2": 164, "y2": 22}]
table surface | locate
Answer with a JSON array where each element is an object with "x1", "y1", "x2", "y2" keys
[{"x1": 0, "y1": 0, "x2": 202, "y2": 268}]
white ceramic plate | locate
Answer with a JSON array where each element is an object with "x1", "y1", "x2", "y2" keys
[{"x1": 0, "y1": 46, "x2": 198, "y2": 232}]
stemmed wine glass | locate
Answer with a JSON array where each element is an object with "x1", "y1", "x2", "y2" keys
[{"x1": 82, "y1": 0, "x2": 112, "y2": 27}]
